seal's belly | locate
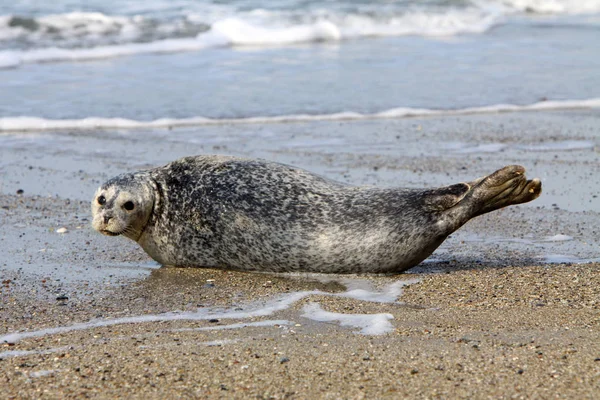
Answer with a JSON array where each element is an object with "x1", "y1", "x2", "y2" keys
[
  {"x1": 211, "y1": 221, "x2": 443, "y2": 273},
  {"x1": 138, "y1": 202, "x2": 445, "y2": 272}
]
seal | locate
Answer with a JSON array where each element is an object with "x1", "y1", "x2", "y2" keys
[{"x1": 91, "y1": 155, "x2": 541, "y2": 273}]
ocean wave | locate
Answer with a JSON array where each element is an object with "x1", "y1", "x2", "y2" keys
[
  {"x1": 0, "y1": 12, "x2": 209, "y2": 46},
  {"x1": 2, "y1": 98, "x2": 599, "y2": 132},
  {"x1": 1, "y1": 0, "x2": 599, "y2": 66},
  {"x1": 0, "y1": 36, "x2": 227, "y2": 68},
  {"x1": 499, "y1": 0, "x2": 600, "y2": 14},
  {"x1": 1, "y1": 1, "x2": 599, "y2": 47},
  {"x1": 0, "y1": 9, "x2": 497, "y2": 48},
  {"x1": 0, "y1": 10, "x2": 500, "y2": 67}
]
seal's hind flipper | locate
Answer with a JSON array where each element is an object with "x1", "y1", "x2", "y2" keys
[
  {"x1": 421, "y1": 183, "x2": 470, "y2": 211},
  {"x1": 466, "y1": 165, "x2": 542, "y2": 217}
]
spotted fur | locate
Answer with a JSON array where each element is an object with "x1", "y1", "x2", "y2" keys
[{"x1": 91, "y1": 155, "x2": 541, "y2": 273}]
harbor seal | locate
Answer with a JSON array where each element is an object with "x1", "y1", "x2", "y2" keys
[{"x1": 91, "y1": 155, "x2": 541, "y2": 273}]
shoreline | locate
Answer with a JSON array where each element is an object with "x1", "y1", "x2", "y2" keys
[
  {"x1": 1, "y1": 110, "x2": 599, "y2": 398},
  {"x1": 1, "y1": 97, "x2": 600, "y2": 132}
]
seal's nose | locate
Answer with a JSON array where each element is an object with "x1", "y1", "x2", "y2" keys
[{"x1": 103, "y1": 215, "x2": 112, "y2": 224}]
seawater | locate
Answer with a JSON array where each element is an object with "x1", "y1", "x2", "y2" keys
[{"x1": 0, "y1": 0, "x2": 600, "y2": 125}]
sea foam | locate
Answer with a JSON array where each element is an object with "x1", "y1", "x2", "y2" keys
[
  {"x1": 0, "y1": 9, "x2": 499, "y2": 67},
  {"x1": 2, "y1": 98, "x2": 600, "y2": 132},
  {"x1": 0, "y1": 278, "x2": 417, "y2": 343},
  {"x1": 302, "y1": 303, "x2": 394, "y2": 335},
  {"x1": 501, "y1": 0, "x2": 600, "y2": 14},
  {"x1": 1, "y1": 0, "x2": 598, "y2": 68}
]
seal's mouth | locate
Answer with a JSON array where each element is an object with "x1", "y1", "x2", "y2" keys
[{"x1": 101, "y1": 229, "x2": 122, "y2": 237}]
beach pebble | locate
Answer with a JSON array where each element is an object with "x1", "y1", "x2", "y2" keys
[
  {"x1": 56, "y1": 295, "x2": 68, "y2": 301},
  {"x1": 56, "y1": 227, "x2": 68, "y2": 234},
  {"x1": 204, "y1": 279, "x2": 215, "y2": 287},
  {"x1": 280, "y1": 356, "x2": 290, "y2": 364}
]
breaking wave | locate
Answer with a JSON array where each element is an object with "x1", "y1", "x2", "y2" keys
[{"x1": 1, "y1": 0, "x2": 599, "y2": 67}]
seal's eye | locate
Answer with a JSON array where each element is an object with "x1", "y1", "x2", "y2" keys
[
  {"x1": 97, "y1": 195, "x2": 106, "y2": 205},
  {"x1": 123, "y1": 201, "x2": 135, "y2": 211}
]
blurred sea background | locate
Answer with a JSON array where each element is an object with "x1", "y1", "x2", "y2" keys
[{"x1": 0, "y1": 0, "x2": 599, "y2": 129}]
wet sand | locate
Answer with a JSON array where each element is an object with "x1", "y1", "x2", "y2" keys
[{"x1": 1, "y1": 110, "x2": 599, "y2": 398}]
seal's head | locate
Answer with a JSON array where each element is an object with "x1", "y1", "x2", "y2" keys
[{"x1": 91, "y1": 173, "x2": 155, "y2": 241}]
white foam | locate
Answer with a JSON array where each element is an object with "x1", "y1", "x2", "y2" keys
[
  {"x1": 0, "y1": 12, "x2": 210, "y2": 49},
  {"x1": 0, "y1": 1, "x2": 598, "y2": 68},
  {"x1": 0, "y1": 278, "x2": 417, "y2": 343},
  {"x1": 0, "y1": 290, "x2": 315, "y2": 344},
  {"x1": 174, "y1": 320, "x2": 291, "y2": 332},
  {"x1": 209, "y1": 18, "x2": 341, "y2": 45},
  {"x1": 29, "y1": 369, "x2": 59, "y2": 378},
  {"x1": 0, "y1": 36, "x2": 227, "y2": 66},
  {"x1": 452, "y1": 143, "x2": 508, "y2": 154},
  {"x1": 201, "y1": 339, "x2": 238, "y2": 347},
  {"x1": 499, "y1": 0, "x2": 600, "y2": 14},
  {"x1": 516, "y1": 140, "x2": 596, "y2": 151},
  {"x1": 0, "y1": 346, "x2": 70, "y2": 359},
  {"x1": 537, "y1": 254, "x2": 600, "y2": 264},
  {"x1": 302, "y1": 302, "x2": 394, "y2": 335},
  {"x1": 334, "y1": 279, "x2": 420, "y2": 303},
  {"x1": 339, "y1": 8, "x2": 498, "y2": 38},
  {"x1": 0, "y1": 52, "x2": 19, "y2": 68},
  {"x1": 0, "y1": 349, "x2": 40, "y2": 359},
  {"x1": 2, "y1": 98, "x2": 600, "y2": 132},
  {"x1": 446, "y1": 139, "x2": 595, "y2": 155},
  {"x1": 542, "y1": 234, "x2": 574, "y2": 242},
  {"x1": 138, "y1": 338, "x2": 240, "y2": 349},
  {"x1": 0, "y1": 7, "x2": 501, "y2": 67}
]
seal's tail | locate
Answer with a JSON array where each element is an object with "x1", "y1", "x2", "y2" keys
[{"x1": 464, "y1": 165, "x2": 542, "y2": 218}]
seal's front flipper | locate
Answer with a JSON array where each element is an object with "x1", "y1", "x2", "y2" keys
[{"x1": 466, "y1": 165, "x2": 542, "y2": 217}]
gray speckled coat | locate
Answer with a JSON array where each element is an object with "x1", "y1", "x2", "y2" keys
[{"x1": 97, "y1": 155, "x2": 541, "y2": 273}]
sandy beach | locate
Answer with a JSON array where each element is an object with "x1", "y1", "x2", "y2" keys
[{"x1": 1, "y1": 110, "x2": 599, "y2": 398}]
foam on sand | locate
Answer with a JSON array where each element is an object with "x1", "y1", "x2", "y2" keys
[
  {"x1": 174, "y1": 320, "x2": 292, "y2": 332},
  {"x1": 2, "y1": 98, "x2": 600, "y2": 132},
  {"x1": 0, "y1": 278, "x2": 417, "y2": 343},
  {"x1": 538, "y1": 254, "x2": 600, "y2": 264},
  {"x1": 542, "y1": 234, "x2": 574, "y2": 242},
  {"x1": 448, "y1": 140, "x2": 596, "y2": 155},
  {"x1": 0, "y1": 346, "x2": 71, "y2": 359},
  {"x1": 516, "y1": 141, "x2": 596, "y2": 151},
  {"x1": 333, "y1": 278, "x2": 419, "y2": 303},
  {"x1": 302, "y1": 303, "x2": 395, "y2": 335}
]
